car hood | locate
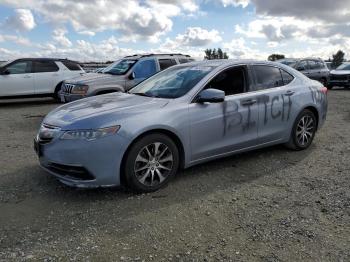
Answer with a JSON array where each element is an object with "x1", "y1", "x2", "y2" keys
[
  {"x1": 330, "y1": 70, "x2": 350, "y2": 75},
  {"x1": 65, "y1": 72, "x2": 125, "y2": 86},
  {"x1": 44, "y1": 92, "x2": 169, "y2": 129}
]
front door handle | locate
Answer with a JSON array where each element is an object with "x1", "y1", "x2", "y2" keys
[
  {"x1": 23, "y1": 75, "x2": 31, "y2": 78},
  {"x1": 241, "y1": 99, "x2": 257, "y2": 106},
  {"x1": 285, "y1": 90, "x2": 295, "y2": 96}
]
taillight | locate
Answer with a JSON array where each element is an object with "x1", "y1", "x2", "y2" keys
[{"x1": 321, "y1": 87, "x2": 328, "y2": 94}]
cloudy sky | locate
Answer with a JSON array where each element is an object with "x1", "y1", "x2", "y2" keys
[{"x1": 0, "y1": 0, "x2": 349, "y2": 62}]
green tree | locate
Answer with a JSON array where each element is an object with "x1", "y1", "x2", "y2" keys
[
  {"x1": 331, "y1": 50, "x2": 345, "y2": 68},
  {"x1": 268, "y1": 54, "x2": 285, "y2": 61},
  {"x1": 204, "y1": 48, "x2": 229, "y2": 60}
]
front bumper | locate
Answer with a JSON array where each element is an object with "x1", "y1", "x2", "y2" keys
[
  {"x1": 59, "y1": 91, "x2": 86, "y2": 103},
  {"x1": 34, "y1": 134, "x2": 131, "y2": 188}
]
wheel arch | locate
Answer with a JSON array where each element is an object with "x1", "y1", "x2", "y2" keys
[
  {"x1": 302, "y1": 105, "x2": 320, "y2": 130},
  {"x1": 120, "y1": 128, "x2": 186, "y2": 186}
]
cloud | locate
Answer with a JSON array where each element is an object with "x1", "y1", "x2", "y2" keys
[
  {"x1": 250, "y1": 0, "x2": 350, "y2": 23},
  {"x1": 0, "y1": 34, "x2": 31, "y2": 46},
  {"x1": 0, "y1": 0, "x2": 197, "y2": 42},
  {"x1": 164, "y1": 27, "x2": 222, "y2": 48},
  {"x1": 3, "y1": 9, "x2": 36, "y2": 31},
  {"x1": 52, "y1": 28, "x2": 72, "y2": 48},
  {"x1": 219, "y1": 0, "x2": 249, "y2": 8}
]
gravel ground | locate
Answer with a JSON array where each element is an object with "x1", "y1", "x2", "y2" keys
[{"x1": 0, "y1": 90, "x2": 349, "y2": 262}]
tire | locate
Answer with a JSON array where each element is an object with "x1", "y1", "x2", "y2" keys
[
  {"x1": 53, "y1": 82, "x2": 63, "y2": 102},
  {"x1": 285, "y1": 109, "x2": 317, "y2": 150},
  {"x1": 320, "y1": 78, "x2": 327, "y2": 87},
  {"x1": 124, "y1": 133, "x2": 179, "y2": 193}
]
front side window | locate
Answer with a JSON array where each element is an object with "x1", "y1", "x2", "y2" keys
[
  {"x1": 5, "y1": 61, "x2": 32, "y2": 74},
  {"x1": 34, "y1": 60, "x2": 59, "y2": 73},
  {"x1": 297, "y1": 61, "x2": 309, "y2": 70},
  {"x1": 158, "y1": 59, "x2": 177, "y2": 70},
  {"x1": 205, "y1": 66, "x2": 246, "y2": 96},
  {"x1": 253, "y1": 65, "x2": 284, "y2": 89},
  {"x1": 133, "y1": 59, "x2": 157, "y2": 79},
  {"x1": 104, "y1": 59, "x2": 137, "y2": 75},
  {"x1": 130, "y1": 65, "x2": 215, "y2": 99}
]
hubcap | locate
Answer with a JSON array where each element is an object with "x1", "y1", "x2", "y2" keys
[
  {"x1": 134, "y1": 142, "x2": 173, "y2": 186},
  {"x1": 296, "y1": 115, "x2": 315, "y2": 146}
]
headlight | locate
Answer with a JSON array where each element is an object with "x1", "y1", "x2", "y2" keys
[
  {"x1": 60, "y1": 125, "x2": 120, "y2": 141},
  {"x1": 37, "y1": 124, "x2": 61, "y2": 142},
  {"x1": 71, "y1": 85, "x2": 89, "y2": 95}
]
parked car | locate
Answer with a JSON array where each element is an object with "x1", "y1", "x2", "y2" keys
[
  {"x1": 0, "y1": 58, "x2": 84, "y2": 100},
  {"x1": 34, "y1": 60, "x2": 328, "y2": 192},
  {"x1": 277, "y1": 58, "x2": 330, "y2": 86},
  {"x1": 59, "y1": 54, "x2": 195, "y2": 103},
  {"x1": 328, "y1": 62, "x2": 350, "y2": 89}
]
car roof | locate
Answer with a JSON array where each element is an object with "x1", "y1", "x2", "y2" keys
[
  {"x1": 123, "y1": 53, "x2": 192, "y2": 59},
  {"x1": 176, "y1": 59, "x2": 285, "y2": 68},
  {"x1": 13, "y1": 58, "x2": 79, "y2": 63}
]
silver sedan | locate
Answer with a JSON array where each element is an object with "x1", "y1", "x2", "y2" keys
[{"x1": 34, "y1": 60, "x2": 328, "y2": 192}]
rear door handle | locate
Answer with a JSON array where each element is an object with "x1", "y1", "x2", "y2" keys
[
  {"x1": 284, "y1": 90, "x2": 295, "y2": 96},
  {"x1": 241, "y1": 99, "x2": 257, "y2": 106}
]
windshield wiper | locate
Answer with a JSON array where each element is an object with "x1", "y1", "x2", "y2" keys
[{"x1": 131, "y1": 92, "x2": 161, "y2": 98}]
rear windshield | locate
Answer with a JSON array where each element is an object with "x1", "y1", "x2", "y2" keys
[
  {"x1": 62, "y1": 60, "x2": 82, "y2": 71},
  {"x1": 104, "y1": 59, "x2": 137, "y2": 75}
]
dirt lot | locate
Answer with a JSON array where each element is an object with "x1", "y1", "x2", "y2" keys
[{"x1": 0, "y1": 90, "x2": 349, "y2": 261}]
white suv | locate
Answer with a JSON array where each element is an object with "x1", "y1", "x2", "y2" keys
[{"x1": 0, "y1": 58, "x2": 85, "y2": 100}]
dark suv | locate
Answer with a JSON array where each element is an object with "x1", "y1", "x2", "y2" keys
[{"x1": 277, "y1": 58, "x2": 330, "y2": 86}]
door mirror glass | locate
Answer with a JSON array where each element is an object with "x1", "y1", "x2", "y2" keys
[
  {"x1": 129, "y1": 72, "x2": 136, "y2": 80},
  {"x1": 1, "y1": 69, "x2": 10, "y2": 75},
  {"x1": 196, "y1": 89, "x2": 225, "y2": 103},
  {"x1": 296, "y1": 66, "x2": 305, "y2": 71}
]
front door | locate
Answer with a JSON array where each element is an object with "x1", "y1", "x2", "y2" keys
[
  {"x1": 0, "y1": 60, "x2": 34, "y2": 96},
  {"x1": 189, "y1": 66, "x2": 259, "y2": 161}
]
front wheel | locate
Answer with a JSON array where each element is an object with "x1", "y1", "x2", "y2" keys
[
  {"x1": 285, "y1": 109, "x2": 317, "y2": 150},
  {"x1": 124, "y1": 133, "x2": 179, "y2": 192}
]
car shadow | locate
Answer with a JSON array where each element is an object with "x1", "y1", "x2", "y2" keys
[{"x1": 0, "y1": 98, "x2": 60, "y2": 108}]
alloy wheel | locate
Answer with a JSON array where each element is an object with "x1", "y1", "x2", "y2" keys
[
  {"x1": 134, "y1": 142, "x2": 174, "y2": 187},
  {"x1": 296, "y1": 115, "x2": 315, "y2": 146}
]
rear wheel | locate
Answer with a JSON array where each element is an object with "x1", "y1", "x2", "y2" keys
[
  {"x1": 285, "y1": 109, "x2": 317, "y2": 150},
  {"x1": 320, "y1": 78, "x2": 327, "y2": 87},
  {"x1": 124, "y1": 133, "x2": 179, "y2": 192},
  {"x1": 53, "y1": 82, "x2": 63, "y2": 102}
]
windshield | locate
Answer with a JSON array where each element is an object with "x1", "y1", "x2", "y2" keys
[
  {"x1": 336, "y1": 63, "x2": 350, "y2": 70},
  {"x1": 103, "y1": 59, "x2": 137, "y2": 75},
  {"x1": 129, "y1": 65, "x2": 215, "y2": 99}
]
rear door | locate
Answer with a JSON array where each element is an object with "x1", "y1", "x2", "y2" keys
[
  {"x1": 252, "y1": 65, "x2": 296, "y2": 143},
  {"x1": 189, "y1": 65, "x2": 259, "y2": 161},
  {"x1": 0, "y1": 60, "x2": 34, "y2": 96},
  {"x1": 33, "y1": 60, "x2": 59, "y2": 94}
]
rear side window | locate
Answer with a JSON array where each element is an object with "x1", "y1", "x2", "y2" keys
[
  {"x1": 253, "y1": 65, "x2": 284, "y2": 89},
  {"x1": 33, "y1": 60, "x2": 59, "y2": 73},
  {"x1": 61, "y1": 60, "x2": 81, "y2": 71},
  {"x1": 280, "y1": 69, "x2": 294, "y2": 85},
  {"x1": 5, "y1": 61, "x2": 32, "y2": 74},
  {"x1": 158, "y1": 59, "x2": 177, "y2": 70},
  {"x1": 178, "y1": 58, "x2": 195, "y2": 64},
  {"x1": 133, "y1": 59, "x2": 157, "y2": 79}
]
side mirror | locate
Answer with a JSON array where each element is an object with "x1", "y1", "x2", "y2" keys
[
  {"x1": 129, "y1": 72, "x2": 136, "y2": 80},
  {"x1": 196, "y1": 89, "x2": 225, "y2": 103},
  {"x1": 296, "y1": 66, "x2": 305, "y2": 71},
  {"x1": 1, "y1": 69, "x2": 10, "y2": 75}
]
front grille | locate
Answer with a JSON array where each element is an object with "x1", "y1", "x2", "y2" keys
[
  {"x1": 63, "y1": 83, "x2": 75, "y2": 93},
  {"x1": 47, "y1": 162, "x2": 95, "y2": 180},
  {"x1": 330, "y1": 74, "x2": 349, "y2": 81}
]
